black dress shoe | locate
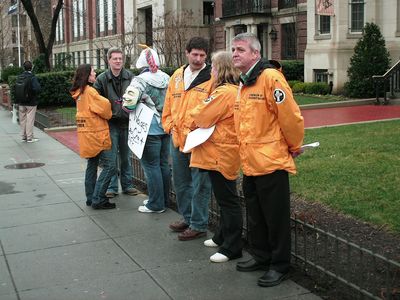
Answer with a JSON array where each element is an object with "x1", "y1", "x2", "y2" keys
[
  {"x1": 257, "y1": 270, "x2": 288, "y2": 287},
  {"x1": 236, "y1": 258, "x2": 269, "y2": 272},
  {"x1": 92, "y1": 201, "x2": 116, "y2": 209}
]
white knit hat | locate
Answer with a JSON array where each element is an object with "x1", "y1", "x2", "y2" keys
[{"x1": 136, "y1": 44, "x2": 160, "y2": 72}]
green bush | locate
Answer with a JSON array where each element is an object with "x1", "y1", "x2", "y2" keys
[
  {"x1": 304, "y1": 82, "x2": 330, "y2": 95},
  {"x1": 292, "y1": 82, "x2": 306, "y2": 93},
  {"x1": 8, "y1": 66, "x2": 180, "y2": 107},
  {"x1": 288, "y1": 80, "x2": 302, "y2": 89},
  {"x1": 1, "y1": 66, "x2": 23, "y2": 83},
  {"x1": 9, "y1": 70, "x2": 75, "y2": 107},
  {"x1": 292, "y1": 82, "x2": 330, "y2": 95},
  {"x1": 281, "y1": 60, "x2": 304, "y2": 81},
  {"x1": 344, "y1": 23, "x2": 390, "y2": 98}
]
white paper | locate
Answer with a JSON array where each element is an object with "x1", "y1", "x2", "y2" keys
[
  {"x1": 128, "y1": 103, "x2": 154, "y2": 159},
  {"x1": 300, "y1": 141, "x2": 320, "y2": 150},
  {"x1": 182, "y1": 125, "x2": 216, "y2": 153}
]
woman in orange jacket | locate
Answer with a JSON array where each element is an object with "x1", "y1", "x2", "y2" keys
[
  {"x1": 70, "y1": 64, "x2": 117, "y2": 210},
  {"x1": 190, "y1": 51, "x2": 243, "y2": 263}
]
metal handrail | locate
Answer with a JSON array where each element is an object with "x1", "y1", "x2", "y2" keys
[{"x1": 373, "y1": 59, "x2": 400, "y2": 105}]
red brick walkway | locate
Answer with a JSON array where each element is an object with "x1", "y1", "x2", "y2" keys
[
  {"x1": 303, "y1": 105, "x2": 400, "y2": 128},
  {"x1": 47, "y1": 104, "x2": 400, "y2": 154}
]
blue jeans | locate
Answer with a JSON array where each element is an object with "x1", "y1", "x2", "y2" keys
[
  {"x1": 107, "y1": 123, "x2": 134, "y2": 193},
  {"x1": 170, "y1": 141, "x2": 212, "y2": 231},
  {"x1": 140, "y1": 134, "x2": 171, "y2": 211},
  {"x1": 85, "y1": 148, "x2": 116, "y2": 205}
]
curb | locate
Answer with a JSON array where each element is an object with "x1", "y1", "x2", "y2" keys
[{"x1": 44, "y1": 125, "x2": 77, "y2": 132}]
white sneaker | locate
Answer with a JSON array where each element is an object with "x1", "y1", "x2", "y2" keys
[
  {"x1": 138, "y1": 205, "x2": 165, "y2": 213},
  {"x1": 210, "y1": 252, "x2": 229, "y2": 263},
  {"x1": 27, "y1": 138, "x2": 39, "y2": 143},
  {"x1": 142, "y1": 199, "x2": 149, "y2": 205},
  {"x1": 204, "y1": 239, "x2": 219, "y2": 247}
]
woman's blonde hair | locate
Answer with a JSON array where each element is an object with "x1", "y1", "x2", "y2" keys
[{"x1": 211, "y1": 51, "x2": 239, "y2": 88}]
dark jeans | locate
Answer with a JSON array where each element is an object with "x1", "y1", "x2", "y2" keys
[
  {"x1": 243, "y1": 170, "x2": 291, "y2": 273},
  {"x1": 107, "y1": 123, "x2": 134, "y2": 193},
  {"x1": 208, "y1": 170, "x2": 243, "y2": 258},
  {"x1": 170, "y1": 141, "x2": 212, "y2": 231},
  {"x1": 85, "y1": 148, "x2": 116, "y2": 205},
  {"x1": 140, "y1": 134, "x2": 171, "y2": 211}
]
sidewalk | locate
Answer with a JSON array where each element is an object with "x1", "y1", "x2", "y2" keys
[{"x1": 0, "y1": 107, "x2": 320, "y2": 299}]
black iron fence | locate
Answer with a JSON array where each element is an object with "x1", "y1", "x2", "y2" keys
[
  {"x1": 373, "y1": 59, "x2": 400, "y2": 105},
  {"x1": 131, "y1": 156, "x2": 400, "y2": 300}
]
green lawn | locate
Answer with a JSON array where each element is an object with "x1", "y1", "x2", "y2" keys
[
  {"x1": 294, "y1": 94, "x2": 350, "y2": 105},
  {"x1": 290, "y1": 120, "x2": 400, "y2": 232},
  {"x1": 56, "y1": 107, "x2": 76, "y2": 115},
  {"x1": 55, "y1": 107, "x2": 76, "y2": 122}
]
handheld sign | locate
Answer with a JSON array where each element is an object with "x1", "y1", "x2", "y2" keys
[{"x1": 128, "y1": 103, "x2": 154, "y2": 159}]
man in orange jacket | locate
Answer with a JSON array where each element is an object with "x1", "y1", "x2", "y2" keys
[
  {"x1": 232, "y1": 33, "x2": 304, "y2": 287},
  {"x1": 162, "y1": 37, "x2": 213, "y2": 241}
]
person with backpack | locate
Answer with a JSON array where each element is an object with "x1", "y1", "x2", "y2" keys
[{"x1": 15, "y1": 61, "x2": 41, "y2": 142}]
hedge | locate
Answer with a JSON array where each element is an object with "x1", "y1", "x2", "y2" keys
[
  {"x1": 292, "y1": 82, "x2": 330, "y2": 95},
  {"x1": 280, "y1": 60, "x2": 304, "y2": 81},
  {"x1": 8, "y1": 67, "x2": 178, "y2": 108}
]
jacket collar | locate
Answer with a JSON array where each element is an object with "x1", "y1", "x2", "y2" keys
[
  {"x1": 182, "y1": 64, "x2": 212, "y2": 90},
  {"x1": 104, "y1": 68, "x2": 131, "y2": 81},
  {"x1": 240, "y1": 59, "x2": 280, "y2": 86}
]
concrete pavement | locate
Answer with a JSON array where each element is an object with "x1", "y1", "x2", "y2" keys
[{"x1": 0, "y1": 107, "x2": 320, "y2": 300}]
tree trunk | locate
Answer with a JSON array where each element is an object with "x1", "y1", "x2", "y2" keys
[{"x1": 20, "y1": 0, "x2": 63, "y2": 71}]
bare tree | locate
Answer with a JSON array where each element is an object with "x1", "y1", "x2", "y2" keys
[
  {"x1": 0, "y1": 2, "x2": 13, "y2": 69},
  {"x1": 153, "y1": 10, "x2": 202, "y2": 67},
  {"x1": 20, "y1": 0, "x2": 63, "y2": 70}
]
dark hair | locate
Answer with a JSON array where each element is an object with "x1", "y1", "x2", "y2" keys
[
  {"x1": 70, "y1": 64, "x2": 92, "y2": 94},
  {"x1": 186, "y1": 37, "x2": 209, "y2": 54},
  {"x1": 23, "y1": 61, "x2": 32, "y2": 71}
]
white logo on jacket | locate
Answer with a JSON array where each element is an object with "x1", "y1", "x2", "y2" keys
[{"x1": 273, "y1": 89, "x2": 285, "y2": 104}]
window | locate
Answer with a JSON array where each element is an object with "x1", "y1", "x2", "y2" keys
[
  {"x1": 12, "y1": 31, "x2": 17, "y2": 44},
  {"x1": 281, "y1": 23, "x2": 296, "y2": 59},
  {"x1": 96, "y1": 49, "x2": 101, "y2": 68},
  {"x1": 349, "y1": 0, "x2": 365, "y2": 33},
  {"x1": 203, "y1": 1, "x2": 214, "y2": 25},
  {"x1": 96, "y1": 0, "x2": 116, "y2": 37},
  {"x1": 397, "y1": 0, "x2": 400, "y2": 33},
  {"x1": 278, "y1": 0, "x2": 296, "y2": 9},
  {"x1": 56, "y1": 8, "x2": 64, "y2": 43},
  {"x1": 314, "y1": 69, "x2": 328, "y2": 83},
  {"x1": 145, "y1": 7, "x2": 153, "y2": 46},
  {"x1": 318, "y1": 15, "x2": 331, "y2": 34},
  {"x1": 72, "y1": 0, "x2": 86, "y2": 40}
]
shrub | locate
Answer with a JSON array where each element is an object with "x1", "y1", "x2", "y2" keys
[
  {"x1": 292, "y1": 82, "x2": 306, "y2": 93},
  {"x1": 281, "y1": 60, "x2": 304, "y2": 81},
  {"x1": 9, "y1": 70, "x2": 75, "y2": 107},
  {"x1": 288, "y1": 80, "x2": 302, "y2": 89},
  {"x1": 344, "y1": 23, "x2": 390, "y2": 98},
  {"x1": 1, "y1": 66, "x2": 23, "y2": 83},
  {"x1": 304, "y1": 82, "x2": 330, "y2": 95},
  {"x1": 8, "y1": 66, "x2": 180, "y2": 108},
  {"x1": 292, "y1": 82, "x2": 330, "y2": 95}
]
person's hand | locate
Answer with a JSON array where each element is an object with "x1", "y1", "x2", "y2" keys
[{"x1": 291, "y1": 148, "x2": 304, "y2": 158}]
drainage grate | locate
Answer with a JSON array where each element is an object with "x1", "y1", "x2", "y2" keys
[{"x1": 4, "y1": 162, "x2": 45, "y2": 169}]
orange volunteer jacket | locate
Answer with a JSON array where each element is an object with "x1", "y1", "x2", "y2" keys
[
  {"x1": 190, "y1": 83, "x2": 240, "y2": 180},
  {"x1": 234, "y1": 60, "x2": 304, "y2": 176},
  {"x1": 71, "y1": 85, "x2": 112, "y2": 158},
  {"x1": 162, "y1": 64, "x2": 213, "y2": 151}
]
